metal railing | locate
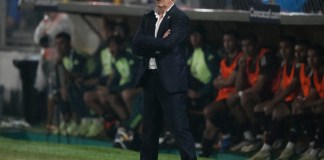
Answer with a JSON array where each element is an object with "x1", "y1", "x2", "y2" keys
[
  {"x1": 69, "y1": 0, "x2": 323, "y2": 13},
  {"x1": 179, "y1": 0, "x2": 323, "y2": 13},
  {"x1": 21, "y1": 0, "x2": 324, "y2": 13}
]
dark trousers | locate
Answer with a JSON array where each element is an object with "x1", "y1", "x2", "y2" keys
[{"x1": 140, "y1": 70, "x2": 197, "y2": 160}]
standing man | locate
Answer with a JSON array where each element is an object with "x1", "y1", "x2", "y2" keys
[{"x1": 132, "y1": 0, "x2": 197, "y2": 160}]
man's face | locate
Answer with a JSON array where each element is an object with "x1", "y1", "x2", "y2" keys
[
  {"x1": 46, "y1": 12, "x2": 58, "y2": 19},
  {"x1": 103, "y1": 27, "x2": 114, "y2": 41},
  {"x1": 223, "y1": 35, "x2": 237, "y2": 54},
  {"x1": 279, "y1": 41, "x2": 294, "y2": 60},
  {"x1": 109, "y1": 42, "x2": 119, "y2": 56},
  {"x1": 114, "y1": 26, "x2": 126, "y2": 39},
  {"x1": 307, "y1": 49, "x2": 320, "y2": 68},
  {"x1": 55, "y1": 38, "x2": 70, "y2": 57},
  {"x1": 241, "y1": 39, "x2": 255, "y2": 56},
  {"x1": 156, "y1": 0, "x2": 173, "y2": 9},
  {"x1": 295, "y1": 44, "x2": 307, "y2": 63},
  {"x1": 190, "y1": 33, "x2": 202, "y2": 48}
]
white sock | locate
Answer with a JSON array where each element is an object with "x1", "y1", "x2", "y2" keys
[
  {"x1": 244, "y1": 131, "x2": 255, "y2": 141},
  {"x1": 309, "y1": 141, "x2": 315, "y2": 147},
  {"x1": 310, "y1": 149, "x2": 319, "y2": 157},
  {"x1": 222, "y1": 134, "x2": 231, "y2": 139},
  {"x1": 256, "y1": 134, "x2": 264, "y2": 140},
  {"x1": 286, "y1": 142, "x2": 295, "y2": 149},
  {"x1": 261, "y1": 143, "x2": 271, "y2": 151},
  {"x1": 118, "y1": 127, "x2": 126, "y2": 133}
]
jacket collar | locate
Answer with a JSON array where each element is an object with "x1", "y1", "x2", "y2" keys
[{"x1": 154, "y1": 3, "x2": 175, "y2": 18}]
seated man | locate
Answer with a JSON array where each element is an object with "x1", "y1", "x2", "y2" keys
[
  {"x1": 304, "y1": 46, "x2": 324, "y2": 160},
  {"x1": 279, "y1": 45, "x2": 324, "y2": 160},
  {"x1": 79, "y1": 20, "x2": 116, "y2": 137},
  {"x1": 48, "y1": 32, "x2": 88, "y2": 135},
  {"x1": 98, "y1": 36, "x2": 141, "y2": 119},
  {"x1": 250, "y1": 36, "x2": 301, "y2": 160},
  {"x1": 200, "y1": 31, "x2": 242, "y2": 157},
  {"x1": 279, "y1": 40, "x2": 314, "y2": 159},
  {"x1": 228, "y1": 34, "x2": 278, "y2": 153},
  {"x1": 187, "y1": 29, "x2": 220, "y2": 109},
  {"x1": 107, "y1": 36, "x2": 141, "y2": 148},
  {"x1": 73, "y1": 51, "x2": 111, "y2": 138},
  {"x1": 82, "y1": 35, "x2": 115, "y2": 136}
]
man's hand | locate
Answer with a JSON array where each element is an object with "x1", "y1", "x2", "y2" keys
[
  {"x1": 60, "y1": 88, "x2": 68, "y2": 101},
  {"x1": 263, "y1": 101, "x2": 276, "y2": 115},
  {"x1": 226, "y1": 93, "x2": 240, "y2": 107},
  {"x1": 75, "y1": 78, "x2": 83, "y2": 88},
  {"x1": 83, "y1": 79, "x2": 99, "y2": 87},
  {"x1": 163, "y1": 29, "x2": 171, "y2": 38},
  {"x1": 97, "y1": 86, "x2": 109, "y2": 103},
  {"x1": 292, "y1": 98, "x2": 306, "y2": 112},
  {"x1": 187, "y1": 89, "x2": 201, "y2": 99},
  {"x1": 238, "y1": 56, "x2": 247, "y2": 68},
  {"x1": 213, "y1": 77, "x2": 222, "y2": 89}
]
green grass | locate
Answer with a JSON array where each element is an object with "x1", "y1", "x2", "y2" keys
[{"x1": 0, "y1": 137, "x2": 212, "y2": 160}]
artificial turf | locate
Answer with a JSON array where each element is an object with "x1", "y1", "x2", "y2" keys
[{"x1": 0, "y1": 136, "x2": 213, "y2": 160}]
